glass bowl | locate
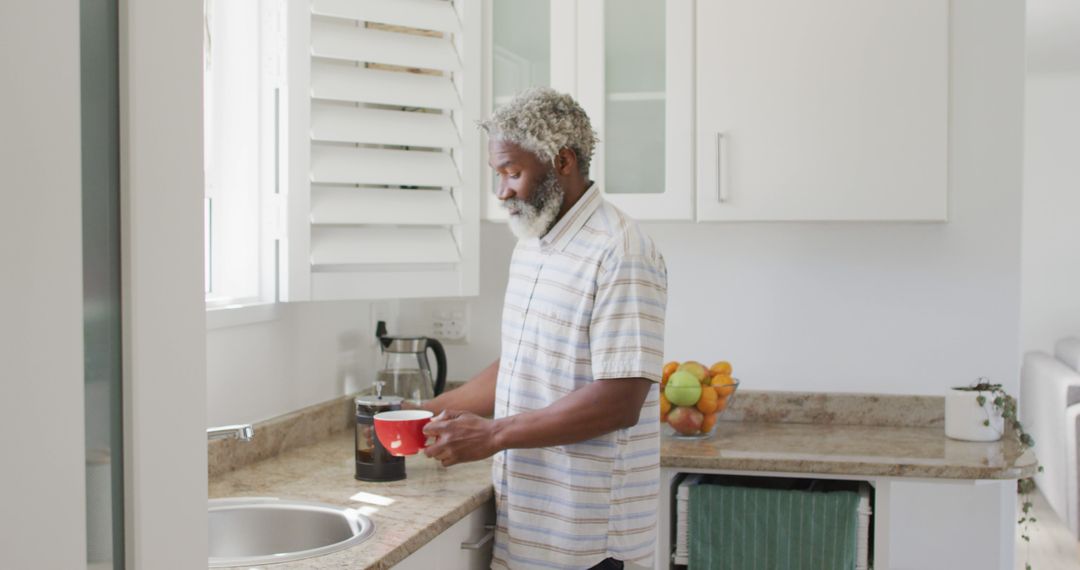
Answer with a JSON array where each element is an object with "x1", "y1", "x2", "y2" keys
[{"x1": 665, "y1": 378, "x2": 739, "y2": 440}]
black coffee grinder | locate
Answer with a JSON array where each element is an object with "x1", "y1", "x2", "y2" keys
[{"x1": 354, "y1": 382, "x2": 405, "y2": 482}]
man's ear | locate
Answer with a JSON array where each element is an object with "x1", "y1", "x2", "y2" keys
[{"x1": 555, "y1": 147, "x2": 578, "y2": 176}]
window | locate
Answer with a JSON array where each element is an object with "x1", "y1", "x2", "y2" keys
[
  {"x1": 203, "y1": 0, "x2": 280, "y2": 308},
  {"x1": 203, "y1": 0, "x2": 480, "y2": 305}
]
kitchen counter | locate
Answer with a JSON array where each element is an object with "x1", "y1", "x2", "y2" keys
[
  {"x1": 207, "y1": 390, "x2": 1035, "y2": 568},
  {"x1": 661, "y1": 420, "x2": 1038, "y2": 480},
  {"x1": 209, "y1": 431, "x2": 493, "y2": 569},
  {"x1": 657, "y1": 391, "x2": 1037, "y2": 570}
]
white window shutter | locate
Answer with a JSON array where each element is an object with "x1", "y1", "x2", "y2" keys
[{"x1": 280, "y1": 0, "x2": 480, "y2": 301}]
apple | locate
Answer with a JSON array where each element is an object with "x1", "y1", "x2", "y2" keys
[
  {"x1": 678, "y1": 361, "x2": 708, "y2": 383},
  {"x1": 667, "y1": 406, "x2": 704, "y2": 435},
  {"x1": 664, "y1": 371, "x2": 702, "y2": 406}
]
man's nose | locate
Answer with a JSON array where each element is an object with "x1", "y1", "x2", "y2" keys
[{"x1": 496, "y1": 182, "x2": 514, "y2": 201}]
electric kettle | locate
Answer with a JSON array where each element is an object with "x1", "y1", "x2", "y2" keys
[{"x1": 375, "y1": 321, "x2": 447, "y2": 404}]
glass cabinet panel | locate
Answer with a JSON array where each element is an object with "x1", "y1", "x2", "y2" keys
[
  {"x1": 81, "y1": 0, "x2": 125, "y2": 566},
  {"x1": 603, "y1": 0, "x2": 665, "y2": 194},
  {"x1": 489, "y1": 0, "x2": 550, "y2": 216},
  {"x1": 493, "y1": 0, "x2": 550, "y2": 105}
]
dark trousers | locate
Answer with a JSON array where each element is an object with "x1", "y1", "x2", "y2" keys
[{"x1": 588, "y1": 559, "x2": 624, "y2": 570}]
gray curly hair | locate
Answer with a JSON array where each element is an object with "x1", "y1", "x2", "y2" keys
[{"x1": 479, "y1": 87, "x2": 598, "y2": 176}]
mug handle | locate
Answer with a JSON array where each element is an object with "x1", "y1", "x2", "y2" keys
[{"x1": 420, "y1": 415, "x2": 440, "y2": 450}]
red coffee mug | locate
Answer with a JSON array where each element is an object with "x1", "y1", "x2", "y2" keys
[{"x1": 374, "y1": 410, "x2": 434, "y2": 456}]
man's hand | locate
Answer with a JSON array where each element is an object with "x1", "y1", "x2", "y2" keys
[
  {"x1": 400, "y1": 400, "x2": 429, "y2": 412},
  {"x1": 422, "y1": 410, "x2": 501, "y2": 467},
  {"x1": 407, "y1": 359, "x2": 499, "y2": 417}
]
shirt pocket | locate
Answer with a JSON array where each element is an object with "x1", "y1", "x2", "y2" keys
[{"x1": 521, "y1": 302, "x2": 592, "y2": 392}]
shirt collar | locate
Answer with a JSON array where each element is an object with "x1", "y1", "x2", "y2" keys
[{"x1": 539, "y1": 183, "x2": 603, "y2": 253}]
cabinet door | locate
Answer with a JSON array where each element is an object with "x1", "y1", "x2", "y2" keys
[
  {"x1": 484, "y1": 0, "x2": 552, "y2": 221},
  {"x1": 578, "y1": 0, "x2": 694, "y2": 220},
  {"x1": 393, "y1": 501, "x2": 495, "y2": 569},
  {"x1": 696, "y1": 0, "x2": 949, "y2": 221}
]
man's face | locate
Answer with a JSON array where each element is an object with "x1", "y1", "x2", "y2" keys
[{"x1": 488, "y1": 138, "x2": 565, "y2": 239}]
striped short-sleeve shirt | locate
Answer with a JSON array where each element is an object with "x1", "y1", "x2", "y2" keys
[{"x1": 492, "y1": 185, "x2": 668, "y2": 570}]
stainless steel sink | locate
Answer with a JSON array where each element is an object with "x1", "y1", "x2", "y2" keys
[{"x1": 208, "y1": 498, "x2": 375, "y2": 568}]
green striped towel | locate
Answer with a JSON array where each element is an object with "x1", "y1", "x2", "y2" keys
[{"x1": 689, "y1": 483, "x2": 861, "y2": 569}]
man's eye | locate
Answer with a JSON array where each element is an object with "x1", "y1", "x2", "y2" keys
[{"x1": 508, "y1": 172, "x2": 521, "y2": 180}]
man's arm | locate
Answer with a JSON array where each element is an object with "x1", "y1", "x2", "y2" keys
[
  {"x1": 422, "y1": 377, "x2": 653, "y2": 467},
  {"x1": 419, "y1": 359, "x2": 499, "y2": 417}
]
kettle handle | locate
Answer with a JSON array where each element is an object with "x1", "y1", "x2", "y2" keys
[{"x1": 426, "y1": 338, "x2": 447, "y2": 396}]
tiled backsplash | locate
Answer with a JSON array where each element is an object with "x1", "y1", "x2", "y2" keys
[
  {"x1": 208, "y1": 387, "x2": 944, "y2": 476},
  {"x1": 208, "y1": 396, "x2": 354, "y2": 478},
  {"x1": 721, "y1": 391, "x2": 944, "y2": 427}
]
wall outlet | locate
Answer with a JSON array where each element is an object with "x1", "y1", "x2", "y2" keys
[{"x1": 430, "y1": 301, "x2": 469, "y2": 344}]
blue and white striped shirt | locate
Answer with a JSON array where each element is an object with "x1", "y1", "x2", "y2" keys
[{"x1": 492, "y1": 185, "x2": 668, "y2": 569}]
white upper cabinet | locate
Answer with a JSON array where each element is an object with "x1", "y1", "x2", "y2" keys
[
  {"x1": 486, "y1": 0, "x2": 694, "y2": 221},
  {"x1": 695, "y1": 0, "x2": 950, "y2": 221}
]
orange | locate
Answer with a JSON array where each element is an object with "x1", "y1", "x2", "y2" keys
[
  {"x1": 660, "y1": 393, "x2": 672, "y2": 416},
  {"x1": 696, "y1": 386, "x2": 719, "y2": 414},
  {"x1": 711, "y1": 375, "x2": 737, "y2": 398},
  {"x1": 678, "y1": 361, "x2": 708, "y2": 383},
  {"x1": 702, "y1": 412, "x2": 718, "y2": 433},
  {"x1": 660, "y1": 412, "x2": 668, "y2": 423},
  {"x1": 715, "y1": 395, "x2": 729, "y2": 413},
  {"x1": 710, "y1": 361, "x2": 733, "y2": 377},
  {"x1": 662, "y1": 361, "x2": 679, "y2": 383}
]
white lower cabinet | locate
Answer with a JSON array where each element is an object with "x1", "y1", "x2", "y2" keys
[{"x1": 394, "y1": 499, "x2": 496, "y2": 570}]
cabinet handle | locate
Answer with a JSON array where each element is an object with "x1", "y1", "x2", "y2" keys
[
  {"x1": 716, "y1": 132, "x2": 728, "y2": 203},
  {"x1": 461, "y1": 524, "x2": 495, "y2": 550}
]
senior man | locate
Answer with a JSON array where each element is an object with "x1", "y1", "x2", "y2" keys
[{"x1": 419, "y1": 87, "x2": 667, "y2": 570}]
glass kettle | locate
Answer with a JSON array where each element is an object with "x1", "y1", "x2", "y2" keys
[{"x1": 375, "y1": 321, "x2": 447, "y2": 405}]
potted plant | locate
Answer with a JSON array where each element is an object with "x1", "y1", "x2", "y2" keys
[
  {"x1": 946, "y1": 378, "x2": 1041, "y2": 569},
  {"x1": 945, "y1": 379, "x2": 1007, "y2": 442}
]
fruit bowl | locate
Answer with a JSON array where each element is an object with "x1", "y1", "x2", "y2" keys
[{"x1": 661, "y1": 360, "x2": 740, "y2": 439}]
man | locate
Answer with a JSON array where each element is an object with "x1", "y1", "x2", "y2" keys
[{"x1": 419, "y1": 87, "x2": 667, "y2": 570}]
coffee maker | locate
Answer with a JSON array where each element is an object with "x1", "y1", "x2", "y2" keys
[{"x1": 354, "y1": 382, "x2": 405, "y2": 482}]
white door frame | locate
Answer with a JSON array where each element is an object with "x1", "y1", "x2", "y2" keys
[
  {"x1": 119, "y1": 0, "x2": 207, "y2": 568},
  {"x1": 0, "y1": 3, "x2": 87, "y2": 569}
]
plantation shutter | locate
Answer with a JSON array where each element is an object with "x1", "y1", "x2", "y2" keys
[{"x1": 280, "y1": 0, "x2": 480, "y2": 301}]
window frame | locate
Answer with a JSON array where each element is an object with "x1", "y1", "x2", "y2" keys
[{"x1": 203, "y1": 0, "x2": 283, "y2": 324}]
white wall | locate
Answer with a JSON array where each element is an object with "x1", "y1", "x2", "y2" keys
[
  {"x1": 0, "y1": 2, "x2": 87, "y2": 568},
  {"x1": 207, "y1": 301, "x2": 387, "y2": 426},
  {"x1": 395, "y1": 230, "x2": 518, "y2": 385},
  {"x1": 211, "y1": 0, "x2": 1026, "y2": 423},
  {"x1": 1021, "y1": 72, "x2": 1080, "y2": 354},
  {"x1": 418, "y1": 0, "x2": 1026, "y2": 396}
]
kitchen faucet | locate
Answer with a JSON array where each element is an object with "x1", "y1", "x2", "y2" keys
[{"x1": 207, "y1": 424, "x2": 254, "y2": 442}]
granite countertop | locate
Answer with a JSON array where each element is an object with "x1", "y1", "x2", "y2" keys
[
  {"x1": 661, "y1": 421, "x2": 1038, "y2": 480},
  {"x1": 209, "y1": 431, "x2": 493, "y2": 569},
  {"x1": 206, "y1": 390, "x2": 1036, "y2": 568}
]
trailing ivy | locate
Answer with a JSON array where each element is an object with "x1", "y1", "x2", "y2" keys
[{"x1": 956, "y1": 377, "x2": 1039, "y2": 569}]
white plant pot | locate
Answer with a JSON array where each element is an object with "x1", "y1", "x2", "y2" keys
[{"x1": 945, "y1": 388, "x2": 1004, "y2": 442}]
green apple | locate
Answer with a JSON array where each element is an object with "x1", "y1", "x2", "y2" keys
[{"x1": 664, "y1": 371, "x2": 703, "y2": 407}]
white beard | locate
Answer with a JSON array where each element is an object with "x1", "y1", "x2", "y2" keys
[{"x1": 504, "y1": 170, "x2": 564, "y2": 240}]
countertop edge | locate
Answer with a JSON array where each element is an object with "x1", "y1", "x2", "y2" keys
[{"x1": 660, "y1": 451, "x2": 1039, "y2": 481}]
